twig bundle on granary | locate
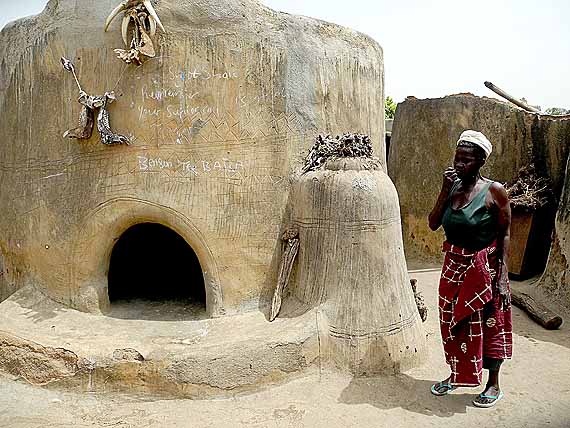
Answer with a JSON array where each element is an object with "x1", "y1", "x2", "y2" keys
[
  {"x1": 505, "y1": 164, "x2": 554, "y2": 212},
  {"x1": 301, "y1": 133, "x2": 377, "y2": 174}
]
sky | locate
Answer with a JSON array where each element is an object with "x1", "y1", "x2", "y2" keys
[{"x1": 1, "y1": 0, "x2": 569, "y2": 109}]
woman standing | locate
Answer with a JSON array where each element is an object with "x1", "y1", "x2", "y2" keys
[{"x1": 428, "y1": 130, "x2": 512, "y2": 408}]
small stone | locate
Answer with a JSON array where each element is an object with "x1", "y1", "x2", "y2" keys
[{"x1": 112, "y1": 348, "x2": 144, "y2": 362}]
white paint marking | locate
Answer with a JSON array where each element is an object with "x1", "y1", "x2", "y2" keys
[{"x1": 42, "y1": 173, "x2": 65, "y2": 180}]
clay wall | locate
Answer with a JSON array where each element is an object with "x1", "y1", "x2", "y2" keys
[
  {"x1": 388, "y1": 94, "x2": 570, "y2": 263},
  {"x1": 539, "y1": 155, "x2": 570, "y2": 306}
]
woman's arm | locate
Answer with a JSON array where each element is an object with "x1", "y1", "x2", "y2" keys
[
  {"x1": 490, "y1": 182, "x2": 512, "y2": 309},
  {"x1": 428, "y1": 167, "x2": 457, "y2": 231}
]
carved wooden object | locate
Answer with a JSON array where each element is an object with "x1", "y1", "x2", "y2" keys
[
  {"x1": 270, "y1": 228, "x2": 300, "y2": 322},
  {"x1": 410, "y1": 278, "x2": 428, "y2": 322}
]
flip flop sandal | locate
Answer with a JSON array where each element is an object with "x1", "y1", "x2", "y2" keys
[
  {"x1": 472, "y1": 391, "x2": 504, "y2": 408},
  {"x1": 430, "y1": 381, "x2": 456, "y2": 396}
]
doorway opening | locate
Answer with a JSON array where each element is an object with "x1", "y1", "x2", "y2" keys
[{"x1": 107, "y1": 222, "x2": 206, "y2": 320}]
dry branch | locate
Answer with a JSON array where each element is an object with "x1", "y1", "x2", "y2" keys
[
  {"x1": 484, "y1": 81, "x2": 541, "y2": 113},
  {"x1": 505, "y1": 164, "x2": 553, "y2": 211}
]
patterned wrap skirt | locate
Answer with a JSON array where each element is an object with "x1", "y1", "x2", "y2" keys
[{"x1": 439, "y1": 241, "x2": 513, "y2": 386}]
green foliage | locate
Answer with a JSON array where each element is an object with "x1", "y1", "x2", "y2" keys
[
  {"x1": 385, "y1": 96, "x2": 397, "y2": 119},
  {"x1": 544, "y1": 107, "x2": 570, "y2": 115}
]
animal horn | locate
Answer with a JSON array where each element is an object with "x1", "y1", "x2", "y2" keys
[
  {"x1": 143, "y1": 0, "x2": 165, "y2": 33},
  {"x1": 148, "y1": 14, "x2": 157, "y2": 37},
  {"x1": 121, "y1": 15, "x2": 130, "y2": 46},
  {"x1": 104, "y1": 1, "x2": 127, "y2": 32}
]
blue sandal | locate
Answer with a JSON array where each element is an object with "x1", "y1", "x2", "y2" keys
[
  {"x1": 430, "y1": 381, "x2": 456, "y2": 396},
  {"x1": 473, "y1": 390, "x2": 504, "y2": 408}
]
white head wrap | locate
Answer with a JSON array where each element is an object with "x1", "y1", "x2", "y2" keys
[{"x1": 456, "y1": 130, "x2": 492, "y2": 158}]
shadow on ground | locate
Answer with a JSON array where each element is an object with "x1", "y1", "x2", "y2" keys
[
  {"x1": 512, "y1": 309, "x2": 570, "y2": 350},
  {"x1": 338, "y1": 373, "x2": 481, "y2": 417},
  {"x1": 510, "y1": 278, "x2": 570, "y2": 350},
  {"x1": 8, "y1": 285, "x2": 66, "y2": 324},
  {"x1": 107, "y1": 299, "x2": 209, "y2": 321}
]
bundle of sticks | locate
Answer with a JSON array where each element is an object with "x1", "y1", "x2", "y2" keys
[
  {"x1": 301, "y1": 133, "x2": 374, "y2": 174},
  {"x1": 505, "y1": 164, "x2": 553, "y2": 211}
]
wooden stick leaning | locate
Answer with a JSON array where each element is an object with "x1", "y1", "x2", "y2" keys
[
  {"x1": 410, "y1": 278, "x2": 428, "y2": 322},
  {"x1": 270, "y1": 228, "x2": 300, "y2": 322},
  {"x1": 484, "y1": 81, "x2": 541, "y2": 113}
]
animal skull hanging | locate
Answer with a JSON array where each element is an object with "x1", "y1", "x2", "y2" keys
[
  {"x1": 61, "y1": 57, "x2": 129, "y2": 145},
  {"x1": 104, "y1": 0, "x2": 166, "y2": 65}
]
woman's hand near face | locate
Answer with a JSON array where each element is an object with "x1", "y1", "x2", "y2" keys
[
  {"x1": 442, "y1": 167, "x2": 458, "y2": 194},
  {"x1": 429, "y1": 167, "x2": 457, "y2": 231}
]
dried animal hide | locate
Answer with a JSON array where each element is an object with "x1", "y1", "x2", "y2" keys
[
  {"x1": 61, "y1": 58, "x2": 129, "y2": 146},
  {"x1": 97, "y1": 93, "x2": 130, "y2": 146},
  {"x1": 63, "y1": 93, "x2": 95, "y2": 139},
  {"x1": 105, "y1": 0, "x2": 165, "y2": 65}
]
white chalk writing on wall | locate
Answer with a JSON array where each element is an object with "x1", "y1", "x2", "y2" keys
[
  {"x1": 134, "y1": 155, "x2": 285, "y2": 186},
  {"x1": 137, "y1": 156, "x2": 243, "y2": 177},
  {"x1": 166, "y1": 66, "x2": 240, "y2": 83}
]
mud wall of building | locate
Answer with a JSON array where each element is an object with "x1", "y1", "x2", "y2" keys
[
  {"x1": 539, "y1": 154, "x2": 570, "y2": 307},
  {"x1": 388, "y1": 94, "x2": 570, "y2": 266},
  {"x1": 0, "y1": 0, "x2": 385, "y2": 313}
]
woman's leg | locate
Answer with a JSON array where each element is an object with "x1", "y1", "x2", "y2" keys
[{"x1": 474, "y1": 358, "x2": 503, "y2": 405}]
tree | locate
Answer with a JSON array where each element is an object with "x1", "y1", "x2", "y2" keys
[
  {"x1": 544, "y1": 107, "x2": 570, "y2": 115},
  {"x1": 385, "y1": 96, "x2": 397, "y2": 119}
]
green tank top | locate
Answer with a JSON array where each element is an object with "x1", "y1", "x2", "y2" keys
[{"x1": 441, "y1": 181, "x2": 496, "y2": 251}]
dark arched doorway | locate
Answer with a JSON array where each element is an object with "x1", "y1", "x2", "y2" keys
[{"x1": 107, "y1": 223, "x2": 206, "y2": 319}]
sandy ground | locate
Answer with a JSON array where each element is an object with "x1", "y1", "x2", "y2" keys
[{"x1": 1, "y1": 268, "x2": 570, "y2": 428}]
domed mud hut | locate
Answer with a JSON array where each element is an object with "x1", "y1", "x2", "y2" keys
[
  {"x1": 0, "y1": 0, "x2": 424, "y2": 395},
  {"x1": 0, "y1": 0, "x2": 386, "y2": 315}
]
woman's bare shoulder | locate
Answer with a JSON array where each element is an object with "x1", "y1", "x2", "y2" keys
[
  {"x1": 481, "y1": 177, "x2": 506, "y2": 192},
  {"x1": 488, "y1": 181, "x2": 509, "y2": 204}
]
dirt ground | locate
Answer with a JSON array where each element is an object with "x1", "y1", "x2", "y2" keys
[{"x1": 1, "y1": 268, "x2": 569, "y2": 428}]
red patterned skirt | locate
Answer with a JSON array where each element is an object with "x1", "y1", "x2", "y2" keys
[{"x1": 439, "y1": 241, "x2": 513, "y2": 386}]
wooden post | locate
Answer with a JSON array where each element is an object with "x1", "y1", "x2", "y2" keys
[
  {"x1": 511, "y1": 291, "x2": 563, "y2": 330},
  {"x1": 484, "y1": 81, "x2": 541, "y2": 113}
]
